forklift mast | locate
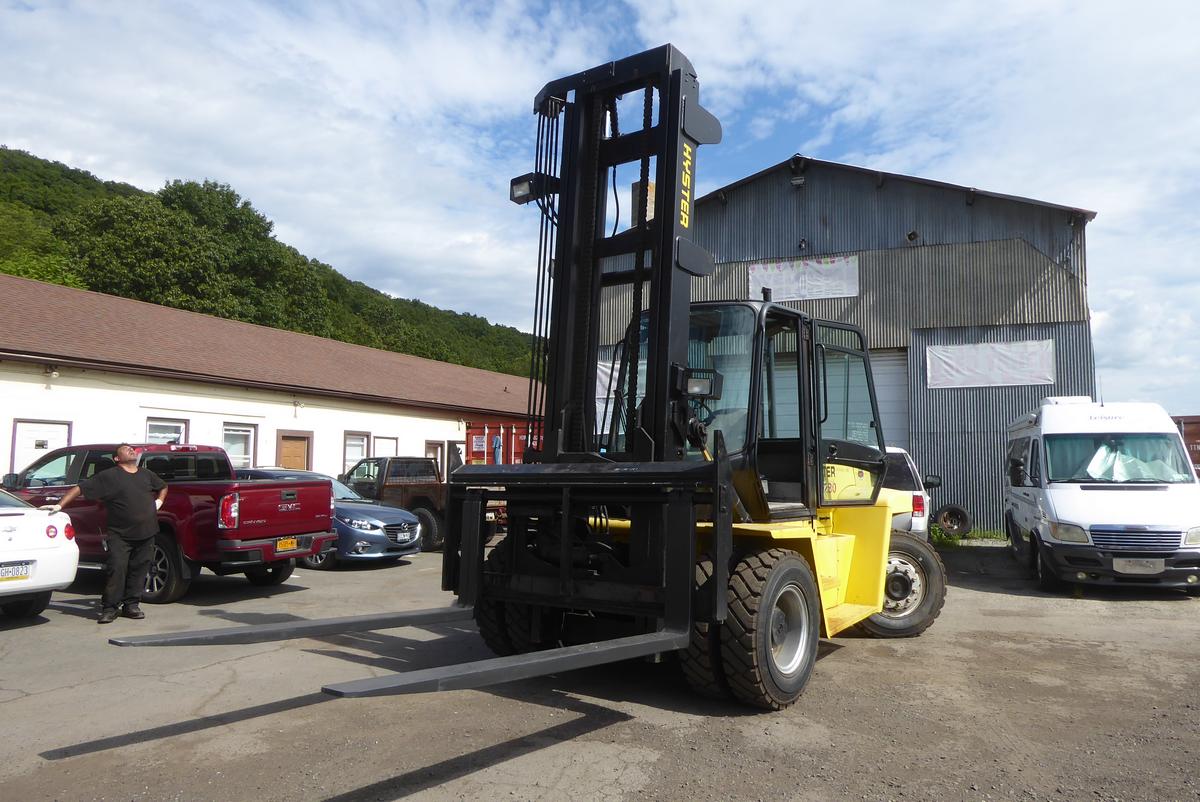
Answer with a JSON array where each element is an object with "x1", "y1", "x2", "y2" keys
[{"x1": 512, "y1": 44, "x2": 721, "y2": 463}]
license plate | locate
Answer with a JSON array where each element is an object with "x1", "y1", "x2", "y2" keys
[
  {"x1": 0, "y1": 561, "x2": 32, "y2": 582},
  {"x1": 1113, "y1": 557, "x2": 1165, "y2": 575},
  {"x1": 276, "y1": 537, "x2": 298, "y2": 552}
]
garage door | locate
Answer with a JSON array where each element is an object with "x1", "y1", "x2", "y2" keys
[{"x1": 870, "y1": 349, "x2": 909, "y2": 451}]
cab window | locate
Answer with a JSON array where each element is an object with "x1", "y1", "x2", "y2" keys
[{"x1": 1028, "y1": 440, "x2": 1042, "y2": 486}]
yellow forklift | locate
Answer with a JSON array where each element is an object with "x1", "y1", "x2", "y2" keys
[{"x1": 114, "y1": 44, "x2": 945, "y2": 710}]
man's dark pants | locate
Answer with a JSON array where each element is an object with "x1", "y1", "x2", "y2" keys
[{"x1": 103, "y1": 536, "x2": 155, "y2": 611}]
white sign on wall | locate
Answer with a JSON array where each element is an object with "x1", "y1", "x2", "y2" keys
[
  {"x1": 748, "y1": 255, "x2": 859, "y2": 301},
  {"x1": 926, "y1": 340, "x2": 1056, "y2": 388}
]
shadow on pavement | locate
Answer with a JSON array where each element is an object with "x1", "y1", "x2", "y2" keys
[
  {"x1": 38, "y1": 692, "x2": 333, "y2": 760},
  {"x1": 323, "y1": 691, "x2": 632, "y2": 802}
]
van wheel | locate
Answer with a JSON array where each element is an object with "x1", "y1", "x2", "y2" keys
[
  {"x1": 1034, "y1": 539, "x2": 1063, "y2": 592},
  {"x1": 414, "y1": 507, "x2": 444, "y2": 552},
  {"x1": 680, "y1": 554, "x2": 731, "y2": 700},
  {"x1": 720, "y1": 549, "x2": 820, "y2": 710},
  {"x1": 1, "y1": 591, "x2": 52, "y2": 618},
  {"x1": 859, "y1": 532, "x2": 947, "y2": 638},
  {"x1": 245, "y1": 560, "x2": 294, "y2": 586},
  {"x1": 1005, "y1": 517, "x2": 1024, "y2": 563},
  {"x1": 932, "y1": 504, "x2": 973, "y2": 538},
  {"x1": 143, "y1": 533, "x2": 191, "y2": 603}
]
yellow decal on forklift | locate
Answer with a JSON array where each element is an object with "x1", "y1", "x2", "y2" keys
[
  {"x1": 679, "y1": 142, "x2": 693, "y2": 228},
  {"x1": 823, "y1": 463, "x2": 876, "y2": 502}
]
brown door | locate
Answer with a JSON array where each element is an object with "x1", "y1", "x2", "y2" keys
[{"x1": 280, "y1": 436, "x2": 310, "y2": 470}]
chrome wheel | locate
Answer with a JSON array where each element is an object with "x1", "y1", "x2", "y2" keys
[
  {"x1": 880, "y1": 553, "x2": 926, "y2": 619},
  {"x1": 769, "y1": 583, "x2": 811, "y2": 675},
  {"x1": 145, "y1": 544, "x2": 169, "y2": 596}
]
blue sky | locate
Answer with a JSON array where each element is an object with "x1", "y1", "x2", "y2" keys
[{"x1": 3, "y1": 1, "x2": 1199, "y2": 411}]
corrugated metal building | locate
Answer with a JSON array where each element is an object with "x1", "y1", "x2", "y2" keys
[{"x1": 611, "y1": 156, "x2": 1096, "y2": 531}]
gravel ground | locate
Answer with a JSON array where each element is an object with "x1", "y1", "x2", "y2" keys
[{"x1": 1, "y1": 542, "x2": 1197, "y2": 801}]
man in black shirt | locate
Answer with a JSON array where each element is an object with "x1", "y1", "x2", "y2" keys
[{"x1": 46, "y1": 444, "x2": 168, "y2": 623}]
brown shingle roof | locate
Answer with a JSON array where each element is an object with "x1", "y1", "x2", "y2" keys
[{"x1": 0, "y1": 273, "x2": 531, "y2": 417}]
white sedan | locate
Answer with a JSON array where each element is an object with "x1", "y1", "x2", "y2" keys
[{"x1": 0, "y1": 488, "x2": 79, "y2": 618}]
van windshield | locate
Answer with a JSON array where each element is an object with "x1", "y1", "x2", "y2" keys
[{"x1": 1044, "y1": 434, "x2": 1195, "y2": 484}]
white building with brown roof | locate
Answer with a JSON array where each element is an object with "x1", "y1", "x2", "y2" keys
[{"x1": 0, "y1": 274, "x2": 530, "y2": 478}]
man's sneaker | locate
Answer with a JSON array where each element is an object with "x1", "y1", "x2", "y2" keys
[
  {"x1": 97, "y1": 608, "x2": 119, "y2": 624},
  {"x1": 122, "y1": 603, "x2": 145, "y2": 620}
]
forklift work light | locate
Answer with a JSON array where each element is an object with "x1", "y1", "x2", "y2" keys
[
  {"x1": 684, "y1": 368, "x2": 723, "y2": 400},
  {"x1": 509, "y1": 172, "x2": 560, "y2": 205}
]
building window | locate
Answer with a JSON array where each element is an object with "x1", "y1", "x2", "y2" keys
[
  {"x1": 344, "y1": 432, "x2": 370, "y2": 473},
  {"x1": 223, "y1": 424, "x2": 257, "y2": 469},
  {"x1": 425, "y1": 440, "x2": 445, "y2": 479},
  {"x1": 147, "y1": 418, "x2": 188, "y2": 444}
]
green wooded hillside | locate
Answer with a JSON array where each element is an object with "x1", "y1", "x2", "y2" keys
[{"x1": 0, "y1": 147, "x2": 533, "y2": 377}]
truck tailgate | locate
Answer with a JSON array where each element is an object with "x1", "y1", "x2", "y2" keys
[{"x1": 232, "y1": 480, "x2": 334, "y2": 539}]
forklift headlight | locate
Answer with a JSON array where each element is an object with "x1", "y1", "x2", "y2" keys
[
  {"x1": 510, "y1": 172, "x2": 560, "y2": 205},
  {"x1": 1185, "y1": 527, "x2": 1200, "y2": 546},
  {"x1": 1048, "y1": 521, "x2": 1089, "y2": 543},
  {"x1": 683, "y1": 368, "x2": 723, "y2": 400}
]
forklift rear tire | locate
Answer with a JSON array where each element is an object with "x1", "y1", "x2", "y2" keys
[
  {"x1": 858, "y1": 532, "x2": 947, "y2": 638},
  {"x1": 679, "y1": 554, "x2": 731, "y2": 700},
  {"x1": 474, "y1": 545, "x2": 515, "y2": 656},
  {"x1": 415, "y1": 507, "x2": 444, "y2": 552},
  {"x1": 720, "y1": 548, "x2": 820, "y2": 710}
]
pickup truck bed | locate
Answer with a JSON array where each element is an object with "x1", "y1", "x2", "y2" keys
[{"x1": 4, "y1": 443, "x2": 336, "y2": 602}]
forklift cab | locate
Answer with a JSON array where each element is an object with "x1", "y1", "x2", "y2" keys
[{"x1": 601, "y1": 300, "x2": 887, "y2": 524}]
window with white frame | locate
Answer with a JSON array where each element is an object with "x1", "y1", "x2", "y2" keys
[
  {"x1": 223, "y1": 424, "x2": 256, "y2": 469},
  {"x1": 344, "y1": 432, "x2": 369, "y2": 473},
  {"x1": 147, "y1": 418, "x2": 188, "y2": 444}
]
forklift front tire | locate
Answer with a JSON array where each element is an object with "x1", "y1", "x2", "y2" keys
[
  {"x1": 720, "y1": 549, "x2": 820, "y2": 710},
  {"x1": 679, "y1": 554, "x2": 731, "y2": 700}
]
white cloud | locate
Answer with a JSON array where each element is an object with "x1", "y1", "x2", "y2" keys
[{"x1": 2, "y1": 1, "x2": 1198, "y2": 410}]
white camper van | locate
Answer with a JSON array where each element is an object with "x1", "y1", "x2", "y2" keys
[{"x1": 1004, "y1": 397, "x2": 1200, "y2": 593}]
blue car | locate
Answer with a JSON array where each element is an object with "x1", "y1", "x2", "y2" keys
[{"x1": 235, "y1": 468, "x2": 421, "y2": 569}]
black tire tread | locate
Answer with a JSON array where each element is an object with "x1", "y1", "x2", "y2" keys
[
  {"x1": 720, "y1": 548, "x2": 816, "y2": 711},
  {"x1": 858, "y1": 532, "x2": 947, "y2": 639},
  {"x1": 415, "y1": 507, "x2": 444, "y2": 552},
  {"x1": 474, "y1": 545, "x2": 514, "y2": 656},
  {"x1": 1, "y1": 590, "x2": 52, "y2": 617},
  {"x1": 144, "y1": 533, "x2": 191, "y2": 604},
  {"x1": 246, "y1": 559, "x2": 294, "y2": 586},
  {"x1": 679, "y1": 554, "x2": 730, "y2": 699}
]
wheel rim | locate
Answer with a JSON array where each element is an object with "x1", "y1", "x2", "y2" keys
[
  {"x1": 768, "y1": 583, "x2": 810, "y2": 675},
  {"x1": 880, "y1": 554, "x2": 926, "y2": 618},
  {"x1": 145, "y1": 544, "x2": 168, "y2": 595},
  {"x1": 307, "y1": 551, "x2": 329, "y2": 566}
]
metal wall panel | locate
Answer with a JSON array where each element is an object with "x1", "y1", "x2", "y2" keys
[
  {"x1": 871, "y1": 349, "x2": 910, "y2": 451},
  {"x1": 908, "y1": 322, "x2": 1096, "y2": 531},
  {"x1": 693, "y1": 162, "x2": 1088, "y2": 280},
  {"x1": 687, "y1": 239, "x2": 1089, "y2": 349}
]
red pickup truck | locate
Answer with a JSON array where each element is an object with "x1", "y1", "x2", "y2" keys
[{"x1": 2, "y1": 443, "x2": 336, "y2": 603}]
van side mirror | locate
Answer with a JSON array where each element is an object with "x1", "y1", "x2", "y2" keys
[
  {"x1": 337, "y1": 474, "x2": 346, "y2": 483},
  {"x1": 1, "y1": 473, "x2": 18, "y2": 490},
  {"x1": 923, "y1": 474, "x2": 942, "y2": 490}
]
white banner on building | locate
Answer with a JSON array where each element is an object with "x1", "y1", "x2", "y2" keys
[
  {"x1": 748, "y1": 255, "x2": 859, "y2": 301},
  {"x1": 926, "y1": 340, "x2": 1055, "y2": 388}
]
